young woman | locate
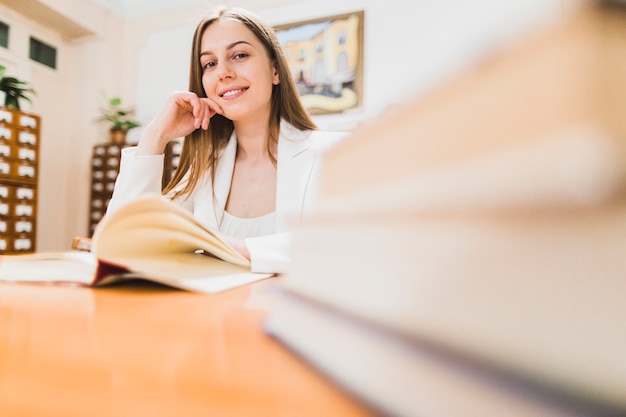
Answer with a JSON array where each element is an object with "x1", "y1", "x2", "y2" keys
[{"x1": 107, "y1": 6, "x2": 347, "y2": 273}]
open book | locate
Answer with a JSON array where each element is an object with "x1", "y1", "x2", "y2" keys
[{"x1": 0, "y1": 195, "x2": 273, "y2": 293}]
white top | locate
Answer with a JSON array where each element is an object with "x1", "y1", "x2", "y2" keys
[{"x1": 220, "y1": 210, "x2": 277, "y2": 239}]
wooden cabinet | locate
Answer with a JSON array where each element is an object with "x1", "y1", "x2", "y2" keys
[
  {"x1": 162, "y1": 139, "x2": 182, "y2": 189},
  {"x1": 0, "y1": 106, "x2": 40, "y2": 254},
  {"x1": 87, "y1": 139, "x2": 181, "y2": 237},
  {"x1": 87, "y1": 143, "x2": 126, "y2": 237}
]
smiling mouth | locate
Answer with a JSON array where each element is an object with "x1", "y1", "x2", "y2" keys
[{"x1": 220, "y1": 88, "x2": 248, "y2": 98}]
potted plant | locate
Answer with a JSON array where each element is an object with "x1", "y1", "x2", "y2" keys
[
  {"x1": 97, "y1": 95, "x2": 141, "y2": 144},
  {"x1": 0, "y1": 65, "x2": 36, "y2": 110}
]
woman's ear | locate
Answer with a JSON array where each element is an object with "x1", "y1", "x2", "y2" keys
[{"x1": 272, "y1": 65, "x2": 280, "y2": 85}]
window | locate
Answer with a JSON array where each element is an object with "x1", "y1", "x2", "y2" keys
[
  {"x1": 338, "y1": 30, "x2": 347, "y2": 46},
  {"x1": 0, "y1": 21, "x2": 8, "y2": 49},
  {"x1": 29, "y1": 37, "x2": 56, "y2": 69}
]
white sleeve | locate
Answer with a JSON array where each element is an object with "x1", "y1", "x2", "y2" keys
[
  {"x1": 245, "y1": 232, "x2": 293, "y2": 274},
  {"x1": 106, "y1": 147, "x2": 165, "y2": 215}
]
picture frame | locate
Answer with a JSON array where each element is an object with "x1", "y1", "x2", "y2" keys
[{"x1": 274, "y1": 11, "x2": 364, "y2": 115}]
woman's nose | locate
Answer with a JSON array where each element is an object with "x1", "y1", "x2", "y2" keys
[{"x1": 217, "y1": 62, "x2": 234, "y2": 80}]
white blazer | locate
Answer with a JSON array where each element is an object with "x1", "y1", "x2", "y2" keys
[{"x1": 107, "y1": 120, "x2": 348, "y2": 273}]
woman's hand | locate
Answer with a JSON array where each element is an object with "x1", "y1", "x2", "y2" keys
[
  {"x1": 213, "y1": 229, "x2": 251, "y2": 262},
  {"x1": 136, "y1": 91, "x2": 223, "y2": 155}
]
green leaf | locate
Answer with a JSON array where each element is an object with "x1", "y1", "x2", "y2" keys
[
  {"x1": 96, "y1": 94, "x2": 141, "y2": 131},
  {"x1": 0, "y1": 70, "x2": 36, "y2": 109}
]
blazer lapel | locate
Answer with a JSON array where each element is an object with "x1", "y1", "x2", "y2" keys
[
  {"x1": 194, "y1": 133, "x2": 237, "y2": 229},
  {"x1": 275, "y1": 121, "x2": 315, "y2": 231},
  {"x1": 194, "y1": 122, "x2": 318, "y2": 232}
]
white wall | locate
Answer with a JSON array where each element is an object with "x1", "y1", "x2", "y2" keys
[
  {"x1": 129, "y1": 0, "x2": 572, "y2": 133},
  {"x1": 0, "y1": 0, "x2": 582, "y2": 251}
]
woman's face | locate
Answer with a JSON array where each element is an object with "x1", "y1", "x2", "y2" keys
[{"x1": 199, "y1": 19, "x2": 279, "y2": 123}]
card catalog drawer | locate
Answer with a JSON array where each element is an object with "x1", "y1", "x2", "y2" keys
[
  {"x1": 0, "y1": 142, "x2": 11, "y2": 157},
  {"x1": 17, "y1": 147, "x2": 36, "y2": 161},
  {"x1": 15, "y1": 186, "x2": 35, "y2": 200},
  {"x1": 105, "y1": 169, "x2": 118, "y2": 180},
  {"x1": 18, "y1": 114, "x2": 38, "y2": 129},
  {"x1": 92, "y1": 157, "x2": 104, "y2": 168},
  {"x1": 14, "y1": 219, "x2": 33, "y2": 233},
  {"x1": 12, "y1": 235, "x2": 33, "y2": 251},
  {"x1": 0, "y1": 108, "x2": 13, "y2": 124},
  {"x1": 0, "y1": 235, "x2": 9, "y2": 252},
  {"x1": 0, "y1": 184, "x2": 11, "y2": 199},
  {"x1": 17, "y1": 130, "x2": 37, "y2": 146},
  {"x1": 0, "y1": 125, "x2": 14, "y2": 142},
  {"x1": 15, "y1": 161, "x2": 36, "y2": 178},
  {"x1": 14, "y1": 202, "x2": 34, "y2": 217},
  {"x1": 106, "y1": 156, "x2": 120, "y2": 168},
  {"x1": 0, "y1": 159, "x2": 9, "y2": 176},
  {"x1": 93, "y1": 145, "x2": 106, "y2": 156}
]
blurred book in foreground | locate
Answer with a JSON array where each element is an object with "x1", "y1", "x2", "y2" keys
[{"x1": 265, "y1": 2, "x2": 626, "y2": 417}]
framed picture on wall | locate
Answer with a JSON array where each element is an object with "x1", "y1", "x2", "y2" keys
[{"x1": 274, "y1": 10, "x2": 364, "y2": 115}]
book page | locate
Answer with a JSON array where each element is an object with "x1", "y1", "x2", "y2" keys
[
  {"x1": 95, "y1": 252, "x2": 272, "y2": 293},
  {"x1": 93, "y1": 195, "x2": 249, "y2": 266},
  {"x1": 0, "y1": 251, "x2": 97, "y2": 285},
  {"x1": 96, "y1": 213, "x2": 246, "y2": 265}
]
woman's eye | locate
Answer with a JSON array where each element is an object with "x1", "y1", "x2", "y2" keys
[
  {"x1": 203, "y1": 61, "x2": 217, "y2": 70},
  {"x1": 233, "y1": 52, "x2": 248, "y2": 60}
]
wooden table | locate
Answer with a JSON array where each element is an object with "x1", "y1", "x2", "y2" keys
[{"x1": 0, "y1": 279, "x2": 375, "y2": 416}]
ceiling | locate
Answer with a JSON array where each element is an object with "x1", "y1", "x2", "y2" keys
[
  {"x1": 0, "y1": 0, "x2": 96, "y2": 38},
  {"x1": 91, "y1": 0, "x2": 290, "y2": 19},
  {"x1": 0, "y1": 0, "x2": 292, "y2": 39}
]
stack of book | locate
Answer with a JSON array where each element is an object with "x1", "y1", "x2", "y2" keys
[{"x1": 264, "y1": 2, "x2": 626, "y2": 416}]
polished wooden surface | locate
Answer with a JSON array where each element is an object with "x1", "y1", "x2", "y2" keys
[{"x1": 0, "y1": 279, "x2": 375, "y2": 416}]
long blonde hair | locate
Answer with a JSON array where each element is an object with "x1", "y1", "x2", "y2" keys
[{"x1": 163, "y1": 6, "x2": 316, "y2": 199}]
